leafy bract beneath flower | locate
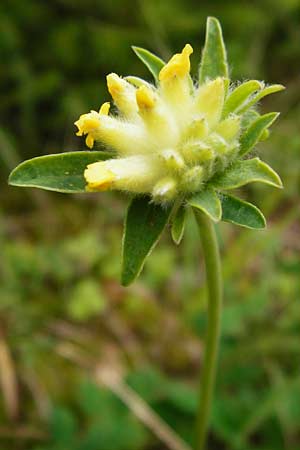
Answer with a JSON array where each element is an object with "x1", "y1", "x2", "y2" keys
[{"x1": 75, "y1": 44, "x2": 283, "y2": 204}]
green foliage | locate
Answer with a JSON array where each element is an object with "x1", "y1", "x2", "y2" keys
[
  {"x1": 222, "y1": 80, "x2": 262, "y2": 117},
  {"x1": 121, "y1": 196, "x2": 173, "y2": 286},
  {"x1": 171, "y1": 205, "x2": 186, "y2": 245},
  {"x1": 239, "y1": 113, "x2": 280, "y2": 156},
  {"x1": 238, "y1": 84, "x2": 285, "y2": 114},
  {"x1": 33, "y1": 382, "x2": 149, "y2": 450},
  {"x1": 67, "y1": 278, "x2": 106, "y2": 321},
  {"x1": 212, "y1": 158, "x2": 282, "y2": 190},
  {"x1": 132, "y1": 46, "x2": 165, "y2": 82},
  {"x1": 9, "y1": 152, "x2": 111, "y2": 193},
  {"x1": 199, "y1": 17, "x2": 228, "y2": 83},
  {"x1": 188, "y1": 188, "x2": 222, "y2": 222},
  {"x1": 220, "y1": 194, "x2": 266, "y2": 229}
]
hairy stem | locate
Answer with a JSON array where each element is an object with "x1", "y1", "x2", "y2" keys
[{"x1": 193, "y1": 209, "x2": 223, "y2": 450}]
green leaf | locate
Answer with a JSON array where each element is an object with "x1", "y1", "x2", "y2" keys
[
  {"x1": 212, "y1": 158, "x2": 282, "y2": 190},
  {"x1": 222, "y1": 80, "x2": 262, "y2": 117},
  {"x1": 188, "y1": 188, "x2": 222, "y2": 222},
  {"x1": 238, "y1": 84, "x2": 285, "y2": 114},
  {"x1": 239, "y1": 112, "x2": 279, "y2": 156},
  {"x1": 50, "y1": 407, "x2": 77, "y2": 444},
  {"x1": 240, "y1": 111, "x2": 270, "y2": 142},
  {"x1": 8, "y1": 151, "x2": 111, "y2": 193},
  {"x1": 132, "y1": 46, "x2": 165, "y2": 82},
  {"x1": 171, "y1": 205, "x2": 186, "y2": 244},
  {"x1": 125, "y1": 76, "x2": 153, "y2": 88},
  {"x1": 121, "y1": 196, "x2": 173, "y2": 286},
  {"x1": 199, "y1": 17, "x2": 228, "y2": 84},
  {"x1": 220, "y1": 194, "x2": 266, "y2": 229},
  {"x1": 240, "y1": 109, "x2": 259, "y2": 128}
]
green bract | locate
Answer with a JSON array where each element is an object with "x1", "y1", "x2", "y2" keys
[{"x1": 8, "y1": 17, "x2": 284, "y2": 286}]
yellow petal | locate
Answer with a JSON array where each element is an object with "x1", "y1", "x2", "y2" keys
[
  {"x1": 84, "y1": 162, "x2": 115, "y2": 191},
  {"x1": 159, "y1": 44, "x2": 193, "y2": 82},
  {"x1": 107, "y1": 73, "x2": 137, "y2": 116},
  {"x1": 136, "y1": 86, "x2": 155, "y2": 110},
  {"x1": 85, "y1": 134, "x2": 94, "y2": 149},
  {"x1": 107, "y1": 73, "x2": 124, "y2": 97},
  {"x1": 99, "y1": 102, "x2": 110, "y2": 115},
  {"x1": 74, "y1": 111, "x2": 101, "y2": 135}
]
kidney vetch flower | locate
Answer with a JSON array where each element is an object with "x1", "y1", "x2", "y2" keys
[{"x1": 75, "y1": 43, "x2": 283, "y2": 204}]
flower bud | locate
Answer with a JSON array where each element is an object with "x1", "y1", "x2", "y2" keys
[
  {"x1": 152, "y1": 177, "x2": 177, "y2": 201},
  {"x1": 194, "y1": 78, "x2": 225, "y2": 128},
  {"x1": 216, "y1": 115, "x2": 241, "y2": 142},
  {"x1": 181, "y1": 141, "x2": 214, "y2": 165},
  {"x1": 181, "y1": 166, "x2": 204, "y2": 192},
  {"x1": 161, "y1": 149, "x2": 185, "y2": 171},
  {"x1": 107, "y1": 73, "x2": 138, "y2": 116},
  {"x1": 182, "y1": 117, "x2": 209, "y2": 141}
]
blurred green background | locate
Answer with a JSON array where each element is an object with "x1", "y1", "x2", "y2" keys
[{"x1": 1, "y1": 1, "x2": 300, "y2": 449}]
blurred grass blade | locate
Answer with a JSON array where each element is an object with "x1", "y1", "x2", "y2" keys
[
  {"x1": 132, "y1": 46, "x2": 165, "y2": 81},
  {"x1": 212, "y1": 158, "x2": 282, "y2": 190},
  {"x1": 220, "y1": 194, "x2": 266, "y2": 229},
  {"x1": 0, "y1": 336, "x2": 19, "y2": 420},
  {"x1": 8, "y1": 151, "x2": 111, "y2": 193},
  {"x1": 171, "y1": 205, "x2": 186, "y2": 245},
  {"x1": 188, "y1": 188, "x2": 222, "y2": 222},
  {"x1": 222, "y1": 80, "x2": 262, "y2": 117},
  {"x1": 122, "y1": 196, "x2": 173, "y2": 286},
  {"x1": 239, "y1": 112, "x2": 279, "y2": 156},
  {"x1": 0, "y1": 128, "x2": 21, "y2": 170},
  {"x1": 199, "y1": 17, "x2": 228, "y2": 83},
  {"x1": 238, "y1": 84, "x2": 285, "y2": 114}
]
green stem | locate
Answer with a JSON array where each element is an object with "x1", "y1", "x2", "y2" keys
[{"x1": 193, "y1": 209, "x2": 223, "y2": 450}]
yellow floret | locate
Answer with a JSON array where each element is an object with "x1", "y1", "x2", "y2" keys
[
  {"x1": 75, "y1": 105, "x2": 110, "y2": 149},
  {"x1": 75, "y1": 111, "x2": 101, "y2": 137},
  {"x1": 136, "y1": 86, "x2": 155, "y2": 110},
  {"x1": 106, "y1": 73, "x2": 125, "y2": 97},
  {"x1": 159, "y1": 44, "x2": 193, "y2": 81},
  {"x1": 99, "y1": 102, "x2": 110, "y2": 115},
  {"x1": 84, "y1": 162, "x2": 115, "y2": 191},
  {"x1": 107, "y1": 73, "x2": 138, "y2": 116},
  {"x1": 85, "y1": 134, "x2": 94, "y2": 149}
]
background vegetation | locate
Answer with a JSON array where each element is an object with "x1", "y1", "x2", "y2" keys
[{"x1": 1, "y1": 1, "x2": 300, "y2": 449}]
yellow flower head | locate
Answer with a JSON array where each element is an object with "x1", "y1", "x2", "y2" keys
[{"x1": 75, "y1": 40, "x2": 283, "y2": 203}]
